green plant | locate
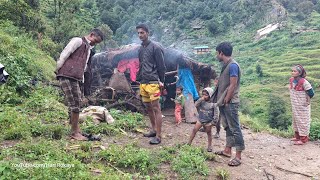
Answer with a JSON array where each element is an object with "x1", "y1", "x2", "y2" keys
[
  {"x1": 204, "y1": 152, "x2": 217, "y2": 161},
  {"x1": 215, "y1": 168, "x2": 230, "y2": 180},
  {"x1": 110, "y1": 109, "x2": 144, "y2": 131},
  {"x1": 158, "y1": 146, "x2": 178, "y2": 163},
  {"x1": 172, "y1": 145, "x2": 209, "y2": 179},
  {"x1": 310, "y1": 120, "x2": 320, "y2": 141},
  {"x1": 98, "y1": 144, "x2": 158, "y2": 175},
  {"x1": 268, "y1": 95, "x2": 291, "y2": 130}
]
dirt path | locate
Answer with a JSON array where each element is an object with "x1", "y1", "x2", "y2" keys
[
  {"x1": 2, "y1": 109, "x2": 319, "y2": 179},
  {"x1": 105, "y1": 109, "x2": 320, "y2": 180}
]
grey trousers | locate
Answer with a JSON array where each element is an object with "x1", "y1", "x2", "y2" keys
[{"x1": 219, "y1": 103, "x2": 245, "y2": 151}]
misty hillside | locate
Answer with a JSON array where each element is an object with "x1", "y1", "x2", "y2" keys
[{"x1": 0, "y1": 0, "x2": 320, "y2": 178}]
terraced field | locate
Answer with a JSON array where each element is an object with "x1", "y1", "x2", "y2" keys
[{"x1": 228, "y1": 15, "x2": 320, "y2": 135}]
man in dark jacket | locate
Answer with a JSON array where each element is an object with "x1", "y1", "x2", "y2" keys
[
  {"x1": 136, "y1": 24, "x2": 166, "y2": 145},
  {"x1": 56, "y1": 29, "x2": 104, "y2": 141}
]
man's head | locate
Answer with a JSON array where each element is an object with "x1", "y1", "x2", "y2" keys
[
  {"x1": 136, "y1": 24, "x2": 149, "y2": 42},
  {"x1": 216, "y1": 42, "x2": 233, "y2": 62},
  {"x1": 87, "y1": 28, "x2": 104, "y2": 46}
]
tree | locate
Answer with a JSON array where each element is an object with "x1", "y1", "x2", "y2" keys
[
  {"x1": 0, "y1": 0, "x2": 42, "y2": 32},
  {"x1": 100, "y1": 11, "x2": 120, "y2": 33},
  {"x1": 200, "y1": 6, "x2": 214, "y2": 20},
  {"x1": 296, "y1": 1, "x2": 315, "y2": 20},
  {"x1": 256, "y1": 64, "x2": 263, "y2": 78},
  {"x1": 207, "y1": 18, "x2": 222, "y2": 35},
  {"x1": 97, "y1": 24, "x2": 114, "y2": 49},
  {"x1": 222, "y1": 14, "x2": 232, "y2": 28}
]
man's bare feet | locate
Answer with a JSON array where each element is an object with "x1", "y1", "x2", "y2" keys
[{"x1": 71, "y1": 133, "x2": 88, "y2": 141}]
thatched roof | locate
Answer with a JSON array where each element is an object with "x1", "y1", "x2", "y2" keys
[{"x1": 90, "y1": 44, "x2": 216, "y2": 91}]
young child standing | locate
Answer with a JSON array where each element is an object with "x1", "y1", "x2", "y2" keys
[
  {"x1": 171, "y1": 86, "x2": 185, "y2": 125},
  {"x1": 289, "y1": 64, "x2": 314, "y2": 145},
  {"x1": 188, "y1": 87, "x2": 215, "y2": 152}
]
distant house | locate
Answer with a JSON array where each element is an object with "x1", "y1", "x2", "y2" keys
[
  {"x1": 193, "y1": 46, "x2": 210, "y2": 54},
  {"x1": 192, "y1": 25, "x2": 202, "y2": 30},
  {"x1": 255, "y1": 23, "x2": 280, "y2": 40}
]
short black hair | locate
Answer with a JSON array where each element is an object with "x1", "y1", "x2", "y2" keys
[
  {"x1": 91, "y1": 28, "x2": 104, "y2": 41},
  {"x1": 216, "y1": 42, "x2": 233, "y2": 56},
  {"x1": 136, "y1": 24, "x2": 149, "y2": 33},
  {"x1": 176, "y1": 86, "x2": 183, "y2": 91}
]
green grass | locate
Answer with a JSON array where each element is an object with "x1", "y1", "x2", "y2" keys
[
  {"x1": 171, "y1": 145, "x2": 210, "y2": 180},
  {"x1": 98, "y1": 143, "x2": 158, "y2": 175}
]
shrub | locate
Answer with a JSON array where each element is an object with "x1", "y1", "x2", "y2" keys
[
  {"x1": 207, "y1": 18, "x2": 222, "y2": 35},
  {"x1": 256, "y1": 64, "x2": 263, "y2": 78},
  {"x1": 215, "y1": 168, "x2": 230, "y2": 180},
  {"x1": 268, "y1": 95, "x2": 291, "y2": 130},
  {"x1": 310, "y1": 121, "x2": 320, "y2": 141},
  {"x1": 3, "y1": 125, "x2": 31, "y2": 140},
  {"x1": 239, "y1": 98, "x2": 252, "y2": 115}
]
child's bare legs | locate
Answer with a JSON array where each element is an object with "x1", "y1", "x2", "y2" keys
[
  {"x1": 214, "y1": 119, "x2": 221, "y2": 138},
  {"x1": 188, "y1": 121, "x2": 202, "y2": 145},
  {"x1": 205, "y1": 125, "x2": 213, "y2": 151}
]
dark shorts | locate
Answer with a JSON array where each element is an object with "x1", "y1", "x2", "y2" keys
[
  {"x1": 59, "y1": 77, "x2": 82, "y2": 113},
  {"x1": 198, "y1": 120, "x2": 214, "y2": 127}
]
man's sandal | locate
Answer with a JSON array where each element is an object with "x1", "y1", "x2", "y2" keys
[
  {"x1": 149, "y1": 137, "x2": 161, "y2": 145},
  {"x1": 82, "y1": 133, "x2": 101, "y2": 141},
  {"x1": 143, "y1": 131, "x2": 156, "y2": 137},
  {"x1": 214, "y1": 151, "x2": 231, "y2": 158},
  {"x1": 228, "y1": 158, "x2": 241, "y2": 166}
]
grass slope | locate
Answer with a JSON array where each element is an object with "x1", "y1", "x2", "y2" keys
[{"x1": 229, "y1": 12, "x2": 320, "y2": 138}]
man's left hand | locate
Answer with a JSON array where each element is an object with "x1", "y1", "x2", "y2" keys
[{"x1": 223, "y1": 98, "x2": 230, "y2": 105}]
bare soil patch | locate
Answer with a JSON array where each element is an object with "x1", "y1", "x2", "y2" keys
[{"x1": 102, "y1": 109, "x2": 320, "y2": 180}]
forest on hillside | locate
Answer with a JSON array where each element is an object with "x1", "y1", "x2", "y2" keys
[{"x1": 1, "y1": 0, "x2": 320, "y2": 51}]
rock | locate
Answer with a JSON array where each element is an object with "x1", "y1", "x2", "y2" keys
[{"x1": 100, "y1": 145, "x2": 106, "y2": 150}]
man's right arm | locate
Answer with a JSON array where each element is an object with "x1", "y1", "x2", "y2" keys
[
  {"x1": 154, "y1": 46, "x2": 166, "y2": 83},
  {"x1": 56, "y1": 37, "x2": 82, "y2": 71}
]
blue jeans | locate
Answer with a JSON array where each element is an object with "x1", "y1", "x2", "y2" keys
[{"x1": 219, "y1": 103, "x2": 245, "y2": 151}]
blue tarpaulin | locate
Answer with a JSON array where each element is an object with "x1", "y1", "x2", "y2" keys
[{"x1": 176, "y1": 68, "x2": 199, "y2": 100}]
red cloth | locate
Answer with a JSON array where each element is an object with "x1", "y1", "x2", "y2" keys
[
  {"x1": 175, "y1": 103, "x2": 183, "y2": 124},
  {"x1": 117, "y1": 58, "x2": 140, "y2": 81}
]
